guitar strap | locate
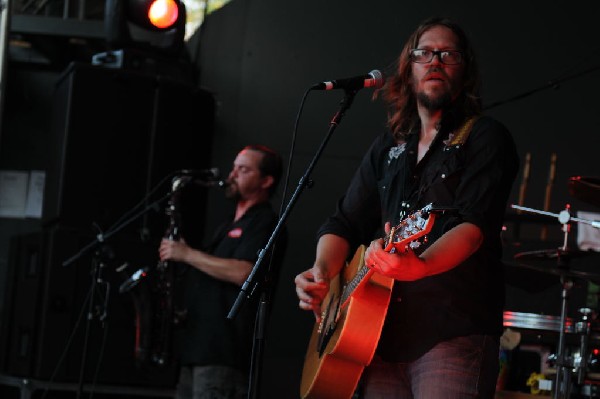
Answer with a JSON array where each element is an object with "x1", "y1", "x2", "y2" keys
[
  {"x1": 410, "y1": 115, "x2": 480, "y2": 217},
  {"x1": 398, "y1": 115, "x2": 481, "y2": 222},
  {"x1": 444, "y1": 115, "x2": 480, "y2": 148}
]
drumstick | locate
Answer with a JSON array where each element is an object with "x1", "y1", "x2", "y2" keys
[
  {"x1": 517, "y1": 152, "x2": 531, "y2": 213},
  {"x1": 541, "y1": 153, "x2": 557, "y2": 240}
]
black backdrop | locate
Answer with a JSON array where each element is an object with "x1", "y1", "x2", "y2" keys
[
  {"x1": 192, "y1": 1, "x2": 600, "y2": 397},
  {"x1": 1, "y1": 1, "x2": 600, "y2": 398}
]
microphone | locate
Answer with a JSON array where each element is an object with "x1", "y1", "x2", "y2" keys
[
  {"x1": 311, "y1": 69, "x2": 385, "y2": 91},
  {"x1": 172, "y1": 171, "x2": 229, "y2": 190},
  {"x1": 119, "y1": 266, "x2": 149, "y2": 294},
  {"x1": 177, "y1": 168, "x2": 220, "y2": 179},
  {"x1": 172, "y1": 168, "x2": 223, "y2": 190}
]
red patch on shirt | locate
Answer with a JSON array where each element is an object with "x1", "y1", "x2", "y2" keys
[{"x1": 228, "y1": 227, "x2": 243, "y2": 238}]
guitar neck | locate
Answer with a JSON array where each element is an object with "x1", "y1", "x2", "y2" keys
[
  {"x1": 340, "y1": 264, "x2": 373, "y2": 307},
  {"x1": 340, "y1": 203, "x2": 442, "y2": 307}
]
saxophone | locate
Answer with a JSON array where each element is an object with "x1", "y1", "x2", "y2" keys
[
  {"x1": 132, "y1": 174, "x2": 225, "y2": 367},
  {"x1": 149, "y1": 176, "x2": 186, "y2": 367}
]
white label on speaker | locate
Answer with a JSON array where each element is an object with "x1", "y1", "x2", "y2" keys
[
  {"x1": 0, "y1": 170, "x2": 28, "y2": 218},
  {"x1": 25, "y1": 170, "x2": 45, "y2": 218}
]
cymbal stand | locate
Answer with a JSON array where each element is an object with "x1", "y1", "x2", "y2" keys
[
  {"x1": 511, "y1": 204, "x2": 579, "y2": 399},
  {"x1": 555, "y1": 271, "x2": 573, "y2": 399},
  {"x1": 576, "y1": 307, "x2": 593, "y2": 386},
  {"x1": 554, "y1": 208, "x2": 576, "y2": 399}
]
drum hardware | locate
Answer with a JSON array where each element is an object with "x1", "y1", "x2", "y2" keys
[
  {"x1": 588, "y1": 348, "x2": 600, "y2": 375},
  {"x1": 511, "y1": 204, "x2": 600, "y2": 234},
  {"x1": 579, "y1": 382, "x2": 600, "y2": 398},
  {"x1": 509, "y1": 203, "x2": 600, "y2": 399},
  {"x1": 544, "y1": 309, "x2": 595, "y2": 371},
  {"x1": 576, "y1": 308, "x2": 594, "y2": 385},
  {"x1": 508, "y1": 311, "x2": 600, "y2": 398}
]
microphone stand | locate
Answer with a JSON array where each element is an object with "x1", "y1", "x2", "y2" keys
[
  {"x1": 76, "y1": 249, "x2": 108, "y2": 399},
  {"x1": 228, "y1": 88, "x2": 359, "y2": 399},
  {"x1": 62, "y1": 192, "x2": 171, "y2": 268},
  {"x1": 61, "y1": 192, "x2": 172, "y2": 399}
]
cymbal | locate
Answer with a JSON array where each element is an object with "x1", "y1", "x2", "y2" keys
[
  {"x1": 504, "y1": 259, "x2": 600, "y2": 284},
  {"x1": 569, "y1": 176, "x2": 600, "y2": 208},
  {"x1": 514, "y1": 248, "x2": 595, "y2": 261}
]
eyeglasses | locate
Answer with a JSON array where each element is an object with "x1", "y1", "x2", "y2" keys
[{"x1": 409, "y1": 49, "x2": 463, "y2": 65}]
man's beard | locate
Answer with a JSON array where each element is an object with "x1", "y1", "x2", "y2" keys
[
  {"x1": 416, "y1": 90, "x2": 452, "y2": 111},
  {"x1": 225, "y1": 184, "x2": 240, "y2": 200}
]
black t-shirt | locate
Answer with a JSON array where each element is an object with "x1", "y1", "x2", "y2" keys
[
  {"x1": 317, "y1": 115, "x2": 519, "y2": 361},
  {"x1": 176, "y1": 201, "x2": 283, "y2": 370}
]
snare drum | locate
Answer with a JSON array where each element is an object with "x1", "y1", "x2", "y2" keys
[
  {"x1": 503, "y1": 311, "x2": 574, "y2": 334},
  {"x1": 498, "y1": 311, "x2": 573, "y2": 393},
  {"x1": 500, "y1": 311, "x2": 600, "y2": 396}
]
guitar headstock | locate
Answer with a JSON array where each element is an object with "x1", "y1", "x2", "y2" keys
[{"x1": 383, "y1": 203, "x2": 436, "y2": 253}]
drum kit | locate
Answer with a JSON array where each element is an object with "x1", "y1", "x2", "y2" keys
[{"x1": 503, "y1": 176, "x2": 600, "y2": 398}]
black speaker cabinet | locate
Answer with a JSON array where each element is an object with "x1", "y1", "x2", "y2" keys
[
  {"x1": 45, "y1": 62, "x2": 214, "y2": 241},
  {"x1": 0, "y1": 61, "x2": 215, "y2": 388},
  {"x1": 0, "y1": 227, "x2": 179, "y2": 388}
]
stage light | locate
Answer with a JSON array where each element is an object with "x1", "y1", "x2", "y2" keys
[
  {"x1": 148, "y1": 0, "x2": 180, "y2": 29},
  {"x1": 104, "y1": 0, "x2": 186, "y2": 55}
]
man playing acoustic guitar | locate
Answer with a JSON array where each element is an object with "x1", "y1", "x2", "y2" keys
[{"x1": 295, "y1": 16, "x2": 519, "y2": 398}]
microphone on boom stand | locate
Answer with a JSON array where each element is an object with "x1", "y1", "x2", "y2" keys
[{"x1": 173, "y1": 168, "x2": 230, "y2": 189}]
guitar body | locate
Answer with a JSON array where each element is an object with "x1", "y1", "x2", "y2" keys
[
  {"x1": 300, "y1": 204, "x2": 439, "y2": 398},
  {"x1": 300, "y1": 245, "x2": 394, "y2": 399}
]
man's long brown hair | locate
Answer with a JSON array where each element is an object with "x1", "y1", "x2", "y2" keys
[{"x1": 378, "y1": 17, "x2": 482, "y2": 139}]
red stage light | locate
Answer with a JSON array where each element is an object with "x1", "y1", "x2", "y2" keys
[
  {"x1": 148, "y1": 0, "x2": 179, "y2": 29},
  {"x1": 104, "y1": 0, "x2": 187, "y2": 56}
]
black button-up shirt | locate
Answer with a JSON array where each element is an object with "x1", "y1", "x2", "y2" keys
[
  {"x1": 177, "y1": 202, "x2": 283, "y2": 369},
  {"x1": 318, "y1": 115, "x2": 519, "y2": 361}
]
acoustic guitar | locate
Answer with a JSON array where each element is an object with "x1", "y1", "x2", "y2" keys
[{"x1": 300, "y1": 204, "x2": 440, "y2": 399}]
